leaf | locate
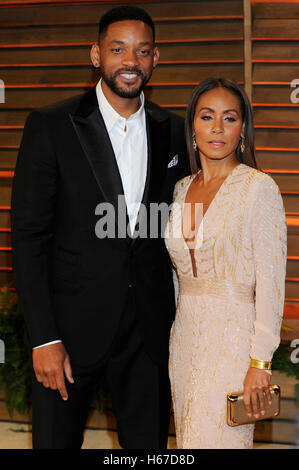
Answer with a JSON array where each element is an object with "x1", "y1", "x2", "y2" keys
[{"x1": 281, "y1": 323, "x2": 295, "y2": 333}]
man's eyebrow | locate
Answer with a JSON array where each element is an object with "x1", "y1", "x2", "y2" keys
[
  {"x1": 108, "y1": 40, "x2": 152, "y2": 46},
  {"x1": 199, "y1": 107, "x2": 240, "y2": 115},
  {"x1": 108, "y1": 40, "x2": 125, "y2": 45}
]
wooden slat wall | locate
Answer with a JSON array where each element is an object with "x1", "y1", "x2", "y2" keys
[
  {"x1": 251, "y1": 7, "x2": 299, "y2": 447},
  {"x1": 0, "y1": 0, "x2": 298, "y2": 448},
  {"x1": 0, "y1": 0, "x2": 244, "y2": 288},
  {"x1": 251, "y1": 1, "x2": 299, "y2": 319}
]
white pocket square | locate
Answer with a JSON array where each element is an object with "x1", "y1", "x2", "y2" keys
[{"x1": 168, "y1": 154, "x2": 178, "y2": 168}]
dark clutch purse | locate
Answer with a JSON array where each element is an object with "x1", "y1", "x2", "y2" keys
[{"x1": 227, "y1": 384, "x2": 280, "y2": 426}]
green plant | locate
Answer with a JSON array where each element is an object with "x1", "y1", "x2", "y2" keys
[
  {"x1": 0, "y1": 286, "x2": 31, "y2": 417},
  {"x1": 0, "y1": 286, "x2": 110, "y2": 418}
]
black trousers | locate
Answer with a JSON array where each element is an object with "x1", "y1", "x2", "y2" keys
[{"x1": 30, "y1": 296, "x2": 172, "y2": 449}]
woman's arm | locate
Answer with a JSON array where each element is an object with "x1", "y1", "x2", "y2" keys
[{"x1": 243, "y1": 175, "x2": 287, "y2": 418}]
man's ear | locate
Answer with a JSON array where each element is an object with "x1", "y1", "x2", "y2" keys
[
  {"x1": 153, "y1": 46, "x2": 160, "y2": 69},
  {"x1": 90, "y1": 43, "x2": 100, "y2": 68}
]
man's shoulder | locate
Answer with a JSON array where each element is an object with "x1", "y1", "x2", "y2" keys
[
  {"x1": 37, "y1": 93, "x2": 84, "y2": 116},
  {"x1": 145, "y1": 100, "x2": 184, "y2": 127},
  {"x1": 31, "y1": 88, "x2": 93, "y2": 119}
]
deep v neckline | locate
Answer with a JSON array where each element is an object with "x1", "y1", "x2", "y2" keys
[{"x1": 182, "y1": 163, "x2": 242, "y2": 249}]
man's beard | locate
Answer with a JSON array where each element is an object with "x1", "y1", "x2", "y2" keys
[{"x1": 100, "y1": 66, "x2": 151, "y2": 98}]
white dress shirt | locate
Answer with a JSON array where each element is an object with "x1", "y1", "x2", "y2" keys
[
  {"x1": 34, "y1": 80, "x2": 148, "y2": 350},
  {"x1": 97, "y1": 79, "x2": 148, "y2": 234}
]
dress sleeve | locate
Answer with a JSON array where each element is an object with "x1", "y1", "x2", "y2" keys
[
  {"x1": 173, "y1": 179, "x2": 181, "y2": 201},
  {"x1": 250, "y1": 175, "x2": 287, "y2": 362}
]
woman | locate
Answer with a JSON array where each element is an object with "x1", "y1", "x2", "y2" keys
[{"x1": 165, "y1": 78, "x2": 287, "y2": 449}]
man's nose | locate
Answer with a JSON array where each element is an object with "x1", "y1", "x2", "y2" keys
[{"x1": 122, "y1": 50, "x2": 139, "y2": 67}]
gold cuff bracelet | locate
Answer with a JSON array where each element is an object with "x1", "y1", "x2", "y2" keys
[{"x1": 249, "y1": 358, "x2": 272, "y2": 370}]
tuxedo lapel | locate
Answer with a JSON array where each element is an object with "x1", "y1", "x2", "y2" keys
[
  {"x1": 70, "y1": 86, "x2": 130, "y2": 242},
  {"x1": 70, "y1": 86, "x2": 124, "y2": 208},
  {"x1": 70, "y1": 89, "x2": 170, "y2": 244},
  {"x1": 143, "y1": 102, "x2": 170, "y2": 205}
]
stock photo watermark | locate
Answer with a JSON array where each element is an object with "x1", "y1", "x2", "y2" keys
[
  {"x1": 94, "y1": 197, "x2": 204, "y2": 247},
  {"x1": 290, "y1": 79, "x2": 299, "y2": 104},
  {"x1": 0, "y1": 339, "x2": 4, "y2": 363},
  {"x1": 290, "y1": 339, "x2": 299, "y2": 364},
  {"x1": 0, "y1": 80, "x2": 4, "y2": 104}
]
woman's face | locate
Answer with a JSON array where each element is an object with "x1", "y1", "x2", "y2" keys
[{"x1": 193, "y1": 87, "x2": 244, "y2": 163}]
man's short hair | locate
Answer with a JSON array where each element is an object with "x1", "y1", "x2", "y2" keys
[{"x1": 98, "y1": 6, "x2": 155, "y2": 43}]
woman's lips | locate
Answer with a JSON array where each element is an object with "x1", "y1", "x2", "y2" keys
[{"x1": 208, "y1": 141, "x2": 226, "y2": 148}]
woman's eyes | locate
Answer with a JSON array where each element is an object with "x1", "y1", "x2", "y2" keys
[{"x1": 200, "y1": 115, "x2": 236, "y2": 122}]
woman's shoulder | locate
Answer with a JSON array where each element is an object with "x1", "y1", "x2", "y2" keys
[
  {"x1": 239, "y1": 163, "x2": 280, "y2": 192},
  {"x1": 173, "y1": 173, "x2": 195, "y2": 198},
  {"x1": 239, "y1": 163, "x2": 282, "y2": 207}
]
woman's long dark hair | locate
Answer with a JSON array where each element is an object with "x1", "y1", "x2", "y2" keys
[{"x1": 185, "y1": 78, "x2": 258, "y2": 174}]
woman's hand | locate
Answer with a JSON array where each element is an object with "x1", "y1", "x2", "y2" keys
[{"x1": 243, "y1": 367, "x2": 272, "y2": 419}]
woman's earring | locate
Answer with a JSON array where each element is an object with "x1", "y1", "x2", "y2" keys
[
  {"x1": 192, "y1": 133, "x2": 197, "y2": 151},
  {"x1": 240, "y1": 136, "x2": 245, "y2": 153}
]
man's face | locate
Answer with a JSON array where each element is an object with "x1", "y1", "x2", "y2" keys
[{"x1": 97, "y1": 20, "x2": 159, "y2": 99}]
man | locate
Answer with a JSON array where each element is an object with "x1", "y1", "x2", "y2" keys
[{"x1": 11, "y1": 6, "x2": 189, "y2": 449}]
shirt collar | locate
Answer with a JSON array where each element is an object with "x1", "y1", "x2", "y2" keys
[{"x1": 96, "y1": 79, "x2": 145, "y2": 133}]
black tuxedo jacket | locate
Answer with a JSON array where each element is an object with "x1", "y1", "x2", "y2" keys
[{"x1": 11, "y1": 86, "x2": 189, "y2": 367}]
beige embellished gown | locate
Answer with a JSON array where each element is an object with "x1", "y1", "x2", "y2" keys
[{"x1": 165, "y1": 163, "x2": 287, "y2": 449}]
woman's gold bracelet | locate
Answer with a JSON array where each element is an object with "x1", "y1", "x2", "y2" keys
[{"x1": 249, "y1": 358, "x2": 272, "y2": 370}]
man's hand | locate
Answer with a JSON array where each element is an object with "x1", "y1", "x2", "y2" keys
[
  {"x1": 32, "y1": 343, "x2": 74, "y2": 400},
  {"x1": 243, "y1": 367, "x2": 271, "y2": 419}
]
